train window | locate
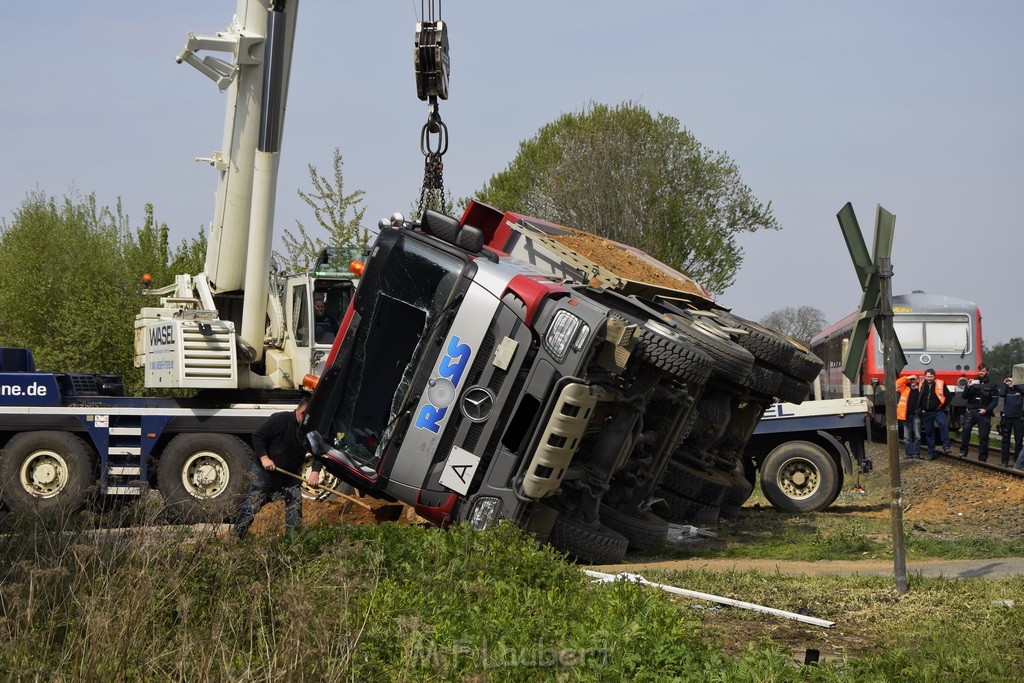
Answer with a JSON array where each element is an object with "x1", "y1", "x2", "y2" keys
[
  {"x1": 923, "y1": 319, "x2": 970, "y2": 353},
  {"x1": 890, "y1": 316, "x2": 970, "y2": 353}
]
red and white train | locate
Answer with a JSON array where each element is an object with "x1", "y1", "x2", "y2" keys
[{"x1": 809, "y1": 291, "x2": 983, "y2": 430}]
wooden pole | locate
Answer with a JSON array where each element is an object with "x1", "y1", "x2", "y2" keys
[
  {"x1": 274, "y1": 467, "x2": 373, "y2": 510},
  {"x1": 878, "y1": 256, "x2": 909, "y2": 593}
]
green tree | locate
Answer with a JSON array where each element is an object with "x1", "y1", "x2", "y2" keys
[
  {"x1": 276, "y1": 147, "x2": 369, "y2": 272},
  {"x1": 759, "y1": 306, "x2": 829, "y2": 345},
  {"x1": 0, "y1": 191, "x2": 204, "y2": 394},
  {"x1": 473, "y1": 102, "x2": 780, "y2": 293},
  {"x1": 983, "y1": 337, "x2": 1024, "y2": 382}
]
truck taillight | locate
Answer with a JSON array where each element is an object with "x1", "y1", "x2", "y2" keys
[
  {"x1": 349, "y1": 260, "x2": 365, "y2": 276},
  {"x1": 302, "y1": 374, "x2": 320, "y2": 392}
]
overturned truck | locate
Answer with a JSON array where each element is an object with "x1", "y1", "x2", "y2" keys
[{"x1": 303, "y1": 201, "x2": 822, "y2": 563}]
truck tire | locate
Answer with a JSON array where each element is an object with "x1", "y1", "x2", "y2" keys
[
  {"x1": 600, "y1": 506, "x2": 669, "y2": 550},
  {"x1": 0, "y1": 431, "x2": 95, "y2": 517},
  {"x1": 157, "y1": 434, "x2": 250, "y2": 523},
  {"x1": 710, "y1": 311, "x2": 796, "y2": 372},
  {"x1": 737, "y1": 363, "x2": 781, "y2": 400},
  {"x1": 631, "y1": 321, "x2": 715, "y2": 385},
  {"x1": 661, "y1": 314, "x2": 754, "y2": 384},
  {"x1": 548, "y1": 514, "x2": 629, "y2": 564},
  {"x1": 759, "y1": 441, "x2": 840, "y2": 513},
  {"x1": 775, "y1": 373, "x2": 810, "y2": 404},
  {"x1": 717, "y1": 467, "x2": 756, "y2": 519},
  {"x1": 660, "y1": 461, "x2": 728, "y2": 506},
  {"x1": 655, "y1": 488, "x2": 720, "y2": 526},
  {"x1": 786, "y1": 344, "x2": 825, "y2": 383}
]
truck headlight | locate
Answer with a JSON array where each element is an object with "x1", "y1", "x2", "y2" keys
[
  {"x1": 544, "y1": 310, "x2": 588, "y2": 361},
  {"x1": 468, "y1": 496, "x2": 502, "y2": 531}
]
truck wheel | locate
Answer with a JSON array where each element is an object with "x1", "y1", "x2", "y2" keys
[
  {"x1": 600, "y1": 506, "x2": 669, "y2": 550},
  {"x1": 717, "y1": 467, "x2": 756, "y2": 519},
  {"x1": 631, "y1": 321, "x2": 714, "y2": 385},
  {"x1": 157, "y1": 434, "x2": 250, "y2": 523},
  {"x1": 548, "y1": 514, "x2": 628, "y2": 564},
  {"x1": 656, "y1": 488, "x2": 720, "y2": 526},
  {"x1": 0, "y1": 431, "x2": 95, "y2": 517},
  {"x1": 760, "y1": 441, "x2": 839, "y2": 513},
  {"x1": 737, "y1": 363, "x2": 782, "y2": 400},
  {"x1": 660, "y1": 461, "x2": 728, "y2": 506},
  {"x1": 661, "y1": 313, "x2": 754, "y2": 384},
  {"x1": 710, "y1": 311, "x2": 796, "y2": 372},
  {"x1": 775, "y1": 373, "x2": 810, "y2": 404},
  {"x1": 300, "y1": 460, "x2": 354, "y2": 501},
  {"x1": 786, "y1": 344, "x2": 824, "y2": 383}
]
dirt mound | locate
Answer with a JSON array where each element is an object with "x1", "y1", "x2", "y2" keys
[
  {"x1": 247, "y1": 495, "x2": 419, "y2": 537},
  {"x1": 552, "y1": 228, "x2": 707, "y2": 296}
]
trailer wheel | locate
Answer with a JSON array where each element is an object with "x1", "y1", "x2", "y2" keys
[
  {"x1": 0, "y1": 432, "x2": 95, "y2": 517},
  {"x1": 548, "y1": 514, "x2": 628, "y2": 564},
  {"x1": 600, "y1": 506, "x2": 669, "y2": 550},
  {"x1": 157, "y1": 434, "x2": 250, "y2": 523},
  {"x1": 760, "y1": 441, "x2": 839, "y2": 513}
]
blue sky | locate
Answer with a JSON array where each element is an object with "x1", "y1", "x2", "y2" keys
[{"x1": 2, "y1": 1, "x2": 1021, "y2": 345}]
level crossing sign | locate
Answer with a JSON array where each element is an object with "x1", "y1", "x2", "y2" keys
[{"x1": 835, "y1": 203, "x2": 907, "y2": 382}]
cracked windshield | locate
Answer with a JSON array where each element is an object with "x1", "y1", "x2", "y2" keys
[{"x1": 326, "y1": 235, "x2": 465, "y2": 468}]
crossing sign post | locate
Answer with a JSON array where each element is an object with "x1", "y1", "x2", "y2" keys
[{"x1": 835, "y1": 202, "x2": 909, "y2": 594}]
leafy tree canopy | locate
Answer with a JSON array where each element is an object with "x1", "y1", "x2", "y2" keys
[
  {"x1": 276, "y1": 147, "x2": 370, "y2": 272},
  {"x1": 759, "y1": 305, "x2": 829, "y2": 346},
  {"x1": 473, "y1": 102, "x2": 780, "y2": 293},
  {"x1": 0, "y1": 191, "x2": 204, "y2": 394},
  {"x1": 983, "y1": 337, "x2": 1024, "y2": 382}
]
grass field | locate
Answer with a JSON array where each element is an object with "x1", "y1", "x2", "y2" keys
[{"x1": 1, "y1": 509, "x2": 1022, "y2": 681}]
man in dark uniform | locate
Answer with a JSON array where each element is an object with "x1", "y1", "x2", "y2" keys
[
  {"x1": 960, "y1": 363, "x2": 999, "y2": 461},
  {"x1": 919, "y1": 369, "x2": 952, "y2": 460},
  {"x1": 231, "y1": 398, "x2": 321, "y2": 539},
  {"x1": 998, "y1": 377, "x2": 1024, "y2": 468}
]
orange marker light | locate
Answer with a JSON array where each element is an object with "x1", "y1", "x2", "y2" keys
[
  {"x1": 141, "y1": 273, "x2": 152, "y2": 286},
  {"x1": 301, "y1": 374, "x2": 320, "y2": 392},
  {"x1": 349, "y1": 260, "x2": 365, "y2": 276}
]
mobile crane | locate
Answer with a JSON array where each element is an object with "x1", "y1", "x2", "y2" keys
[{"x1": 0, "y1": 0, "x2": 357, "y2": 521}]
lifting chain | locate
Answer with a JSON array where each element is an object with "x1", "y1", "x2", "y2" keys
[{"x1": 414, "y1": 1, "x2": 450, "y2": 216}]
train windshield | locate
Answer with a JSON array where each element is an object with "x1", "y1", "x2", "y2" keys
[{"x1": 891, "y1": 315, "x2": 972, "y2": 353}]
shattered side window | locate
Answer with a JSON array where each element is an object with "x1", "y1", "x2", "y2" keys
[{"x1": 328, "y1": 235, "x2": 465, "y2": 467}]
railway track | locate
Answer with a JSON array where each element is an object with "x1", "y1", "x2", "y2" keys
[{"x1": 941, "y1": 436, "x2": 1024, "y2": 478}]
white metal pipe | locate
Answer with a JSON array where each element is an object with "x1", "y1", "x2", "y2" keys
[{"x1": 583, "y1": 570, "x2": 837, "y2": 628}]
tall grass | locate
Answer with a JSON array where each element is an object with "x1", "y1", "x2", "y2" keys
[{"x1": 1, "y1": 506, "x2": 1022, "y2": 681}]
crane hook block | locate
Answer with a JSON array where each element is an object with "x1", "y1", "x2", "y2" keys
[{"x1": 414, "y1": 20, "x2": 450, "y2": 101}]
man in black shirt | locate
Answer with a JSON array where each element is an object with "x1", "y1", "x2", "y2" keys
[
  {"x1": 960, "y1": 363, "x2": 999, "y2": 462},
  {"x1": 919, "y1": 369, "x2": 952, "y2": 460},
  {"x1": 231, "y1": 398, "x2": 321, "y2": 539}
]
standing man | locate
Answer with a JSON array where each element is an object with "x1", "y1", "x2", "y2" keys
[
  {"x1": 895, "y1": 374, "x2": 922, "y2": 459},
  {"x1": 232, "y1": 398, "x2": 321, "y2": 540},
  {"x1": 919, "y1": 369, "x2": 952, "y2": 461},
  {"x1": 960, "y1": 363, "x2": 999, "y2": 461},
  {"x1": 999, "y1": 377, "x2": 1024, "y2": 468}
]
